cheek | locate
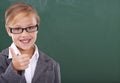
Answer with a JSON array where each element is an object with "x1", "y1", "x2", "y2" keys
[
  {"x1": 32, "y1": 33, "x2": 38, "y2": 41},
  {"x1": 11, "y1": 35, "x2": 18, "y2": 42},
  {"x1": 11, "y1": 32, "x2": 38, "y2": 42}
]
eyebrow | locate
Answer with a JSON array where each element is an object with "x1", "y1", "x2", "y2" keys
[{"x1": 10, "y1": 24, "x2": 37, "y2": 28}]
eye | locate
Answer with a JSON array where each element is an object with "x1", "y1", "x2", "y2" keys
[
  {"x1": 28, "y1": 26, "x2": 34, "y2": 30},
  {"x1": 12, "y1": 28, "x2": 21, "y2": 31},
  {"x1": 27, "y1": 26, "x2": 37, "y2": 31},
  {"x1": 26, "y1": 25, "x2": 38, "y2": 32}
]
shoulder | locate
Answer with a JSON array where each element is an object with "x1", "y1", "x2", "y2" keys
[
  {"x1": 38, "y1": 49, "x2": 59, "y2": 66},
  {"x1": 38, "y1": 49, "x2": 60, "y2": 75},
  {"x1": 0, "y1": 48, "x2": 10, "y2": 67},
  {"x1": 0, "y1": 48, "x2": 9, "y2": 58}
]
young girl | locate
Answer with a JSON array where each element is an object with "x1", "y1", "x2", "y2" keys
[{"x1": 0, "y1": 2, "x2": 61, "y2": 83}]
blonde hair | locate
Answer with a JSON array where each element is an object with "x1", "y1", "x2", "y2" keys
[{"x1": 5, "y1": 2, "x2": 40, "y2": 26}]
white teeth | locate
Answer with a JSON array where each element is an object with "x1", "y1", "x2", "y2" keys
[
  {"x1": 21, "y1": 39, "x2": 30, "y2": 43},
  {"x1": 22, "y1": 40, "x2": 29, "y2": 43}
]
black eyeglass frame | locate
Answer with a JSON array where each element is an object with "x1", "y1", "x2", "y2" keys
[{"x1": 9, "y1": 24, "x2": 38, "y2": 34}]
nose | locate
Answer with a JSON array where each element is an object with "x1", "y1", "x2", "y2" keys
[{"x1": 21, "y1": 29, "x2": 29, "y2": 36}]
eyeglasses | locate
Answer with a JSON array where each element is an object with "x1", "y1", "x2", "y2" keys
[{"x1": 9, "y1": 24, "x2": 38, "y2": 34}]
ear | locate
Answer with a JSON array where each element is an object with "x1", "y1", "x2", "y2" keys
[{"x1": 5, "y1": 24, "x2": 12, "y2": 37}]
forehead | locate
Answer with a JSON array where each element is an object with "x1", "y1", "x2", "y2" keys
[{"x1": 10, "y1": 13, "x2": 37, "y2": 26}]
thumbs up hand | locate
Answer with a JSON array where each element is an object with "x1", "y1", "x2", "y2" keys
[{"x1": 10, "y1": 48, "x2": 30, "y2": 71}]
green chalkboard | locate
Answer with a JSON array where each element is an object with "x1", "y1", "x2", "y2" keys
[{"x1": 1, "y1": 0, "x2": 120, "y2": 83}]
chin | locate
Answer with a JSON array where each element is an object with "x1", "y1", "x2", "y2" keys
[{"x1": 20, "y1": 46, "x2": 32, "y2": 51}]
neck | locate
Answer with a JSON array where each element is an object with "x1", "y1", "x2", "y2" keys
[{"x1": 18, "y1": 46, "x2": 35, "y2": 59}]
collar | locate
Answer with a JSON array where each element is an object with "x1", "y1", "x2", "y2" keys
[
  {"x1": 31, "y1": 44, "x2": 39, "y2": 61},
  {"x1": 8, "y1": 42, "x2": 39, "y2": 60},
  {"x1": 9, "y1": 43, "x2": 21, "y2": 59}
]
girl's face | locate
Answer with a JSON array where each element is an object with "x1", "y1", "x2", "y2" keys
[{"x1": 7, "y1": 14, "x2": 38, "y2": 51}]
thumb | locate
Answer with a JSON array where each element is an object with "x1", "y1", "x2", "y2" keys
[{"x1": 9, "y1": 47, "x2": 17, "y2": 58}]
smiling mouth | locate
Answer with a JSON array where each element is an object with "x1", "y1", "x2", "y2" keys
[{"x1": 20, "y1": 39, "x2": 31, "y2": 44}]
